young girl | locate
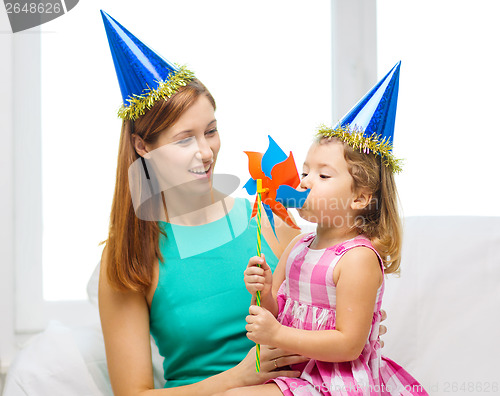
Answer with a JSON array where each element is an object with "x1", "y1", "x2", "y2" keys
[{"x1": 227, "y1": 63, "x2": 428, "y2": 395}]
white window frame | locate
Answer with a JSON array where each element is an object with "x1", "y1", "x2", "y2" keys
[
  {"x1": 331, "y1": 0, "x2": 377, "y2": 120},
  {"x1": 0, "y1": 6, "x2": 17, "y2": 377}
]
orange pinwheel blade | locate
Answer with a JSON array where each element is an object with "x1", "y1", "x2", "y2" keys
[{"x1": 244, "y1": 151, "x2": 266, "y2": 181}]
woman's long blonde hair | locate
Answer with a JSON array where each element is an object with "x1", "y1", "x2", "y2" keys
[
  {"x1": 333, "y1": 138, "x2": 402, "y2": 274},
  {"x1": 105, "y1": 79, "x2": 216, "y2": 292}
]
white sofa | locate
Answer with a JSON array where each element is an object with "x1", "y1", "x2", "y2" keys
[{"x1": 4, "y1": 217, "x2": 500, "y2": 395}]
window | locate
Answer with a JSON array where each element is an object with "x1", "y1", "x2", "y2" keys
[{"x1": 40, "y1": 1, "x2": 332, "y2": 301}]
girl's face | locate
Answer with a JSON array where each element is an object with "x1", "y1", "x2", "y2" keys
[
  {"x1": 145, "y1": 95, "x2": 220, "y2": 196},
  {"x1": 297, "y1": 140, "x2": 359, "y2": 226}
]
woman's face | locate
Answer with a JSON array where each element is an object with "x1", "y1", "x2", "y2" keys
[{"x1": 145, "y1": 95, "x2": 220, "y2": 197}]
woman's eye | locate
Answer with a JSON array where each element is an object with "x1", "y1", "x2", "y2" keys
[
  {"x1": 176, "y1": 136, "x2": 195, "y2": 145},
  {"x1": 205, "y1": 128, "x2": 218, "y2": 136}
]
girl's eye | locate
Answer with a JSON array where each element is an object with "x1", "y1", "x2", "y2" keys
[
  {"x1": 301, "y1": 173, "x2": 308, "y2": 178},
  {"x1": 320, "y1": 174, "x2": 331, "y2": 179}
]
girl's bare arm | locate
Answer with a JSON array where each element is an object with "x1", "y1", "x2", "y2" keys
[{"x1": 246, "y1": 247, "x2": 382, "y2": 362}]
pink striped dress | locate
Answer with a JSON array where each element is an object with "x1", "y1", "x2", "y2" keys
[{"x1": 271, "y1": 233, "x2": 428, "y2": 396}]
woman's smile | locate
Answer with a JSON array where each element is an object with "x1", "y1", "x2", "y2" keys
[{"x1": 188, "y1": 161, "x2": 213, "y2": 178}]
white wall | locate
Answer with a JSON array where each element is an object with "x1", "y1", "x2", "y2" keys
[{"x1": 377, "y1": 0, "x2": 500, "y2": 217}]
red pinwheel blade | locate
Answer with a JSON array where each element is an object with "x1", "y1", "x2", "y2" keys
[
  {"x1": 251, "y1": 198, "x2": 259, "y2": 218},
  {"x1": 264, "y1": 199, "x2": 300, "y2": 230},
  {"x1": 270, "y1": 153, "x2": 300, "y2": 192}
]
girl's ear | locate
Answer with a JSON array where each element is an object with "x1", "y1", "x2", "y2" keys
[
  {"x1": 132, "y1": 134, "x2": 150, "y2": 158},
  {"x1": 351, "y1": 189, "x2": 373, "y2": 211}
]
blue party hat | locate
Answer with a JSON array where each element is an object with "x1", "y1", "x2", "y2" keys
[
  {"x1": 101, "y1": 11, "x2": 194, "y2": 120},
  {"x1": 318, "y1": 61, "x2": 402, "y2": 172}
]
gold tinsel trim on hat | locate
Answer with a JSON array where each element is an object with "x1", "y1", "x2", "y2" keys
[
  {"x1": 316, "y1": 124, "x2": 403, "y2": 173},
  {"x1": 118, "y1": 66, "x2": 195, "y2": 120}
]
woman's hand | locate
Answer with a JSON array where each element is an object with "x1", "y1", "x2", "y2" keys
[
  {"x1": 379, "y1": 309, "x2": 388, "y2": 348},
  {"x1": 231, "y1": 345, "x2": 307, "y2": 387},
  {"x1": 244, "y1": 255, "x2": 273, "y2": 299},
  {"x1": 245, "y1": 305, "x2": 282, "y2": 346}
]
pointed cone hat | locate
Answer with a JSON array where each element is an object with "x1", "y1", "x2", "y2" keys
[
  {"x1": 318, "y1": 61, "x2": 402, "y2": 172},
  {"x1": 101, "y1": 10, "x2": 194, "y2": 120}
]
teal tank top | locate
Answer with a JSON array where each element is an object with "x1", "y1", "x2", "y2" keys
[{"x1": 150, "y1": 198, "x2": 279, "y2": 388}]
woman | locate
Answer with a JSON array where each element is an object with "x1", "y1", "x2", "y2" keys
[
  {"x1": 99, "y1": 12, "x2": 308, "y2": 395},
  {"x1": 99, "y1": 11, "x2": 386, "y2": 395}
]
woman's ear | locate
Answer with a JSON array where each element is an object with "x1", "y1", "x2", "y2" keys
[
  {"x1": 351, "y1": 189, "x2": 373, "y2": 211},
  {"x1": 132, "y1": 134, "x2": 150, "y2": 158}
]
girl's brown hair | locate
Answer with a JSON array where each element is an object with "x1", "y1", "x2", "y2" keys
[
  {"x1": 323, "y1": 138, "x2": 402, "y2": 274},
  {"x1": 105, "y1": 79, "x2": 216, "y2": 292}
]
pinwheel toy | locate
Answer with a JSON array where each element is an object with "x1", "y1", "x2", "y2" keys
[{"x1": 243, "y1": 136, "x2": 310, "y2": 372}]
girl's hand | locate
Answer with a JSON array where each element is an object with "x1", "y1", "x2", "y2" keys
[
  {"x1": 244, "y1": 255, "x2": 273, "y2": 299},
  {"x1": 245, "y1": 305, "x2": 281, "y2": 345},
  {"x1": 232, "y1": 345, "x2": 307, "y2": 387}
]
